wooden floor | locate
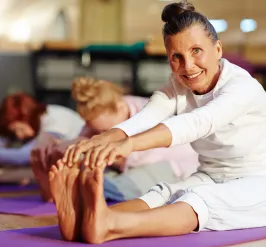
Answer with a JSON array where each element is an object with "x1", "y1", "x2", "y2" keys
[
  {"x1": 0, "y1": 214, "x2": 57, "y2": 231},
  {"x1": 232, "y1": 241, "x2": 266, "y2": 247},
  {"x1": 0, "y1": 189, "x2": 57, "y2": 231}
]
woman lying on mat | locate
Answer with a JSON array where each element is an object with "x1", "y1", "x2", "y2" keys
[
  {"x1": 32, "y1": 77, "x2": 199, "y2": 202},
  {"x1": 0, "y1": 92, "x2": 84, "y2": 168},
  {"x1": 50, "y1": 0, "x2": 266, "y2": 243}
]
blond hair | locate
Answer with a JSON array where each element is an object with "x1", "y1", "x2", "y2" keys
[{"x1": 72, "y1": 77, "x2": 124, "y2": 120}]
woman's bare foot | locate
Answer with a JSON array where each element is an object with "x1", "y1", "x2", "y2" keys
[
  {"x1": 80, "y1": 166, "x2": 113, "y2": 244},
  {"x1": 49, "y1": 163, "x2": 82, "y2": 241}
]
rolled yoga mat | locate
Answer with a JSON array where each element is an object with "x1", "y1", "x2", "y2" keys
[{"x1": 1, "y1": 225, "x2": 266, "y2": 247}]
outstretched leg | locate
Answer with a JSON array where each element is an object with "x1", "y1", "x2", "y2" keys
[
  {"x1": 49, "y1": 163, "x2": 82, "y2": 241},
  {"x1": 80, "y1": 165, "x2": 198, "y2": 244},
  {"x1": 31, "y1": 149, "x2": 52, "y2": 202}
]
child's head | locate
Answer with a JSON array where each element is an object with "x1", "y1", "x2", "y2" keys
[
  {"x1": 72, "y1": 77, "x2": 129, "y2": 133},
  {"x1": 0, "y1": 93, "x2": 47, "y2": 141}
]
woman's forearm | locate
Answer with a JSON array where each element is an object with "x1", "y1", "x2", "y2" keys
[
  {"x1": 102, "y1": 128, "x2": 128, "y2": 142},
  {"x1": 129, "y1": 123, "x2": 172, "y2": 152}
]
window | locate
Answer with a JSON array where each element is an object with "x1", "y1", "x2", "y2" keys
[{"x1": 240, "y1": 19, "x2": 257, "y2": 33}]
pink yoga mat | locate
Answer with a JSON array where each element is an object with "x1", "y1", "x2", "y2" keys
[{"x1": 1, "y1": 225, "x2": 266, "y2": 247}]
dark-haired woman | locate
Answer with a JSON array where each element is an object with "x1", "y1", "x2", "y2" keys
[{"x1": 50, "y1": 0, "x2": 266, "y2": 243}]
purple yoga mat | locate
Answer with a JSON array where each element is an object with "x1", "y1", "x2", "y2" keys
[
  {"x1": 0, "y1": 195, "x2": 56, "y2": 215},
  {"x1": 1, "y1": 225, "x2": 266, "y2": 247},
  {"x1": 0, "y1": 183, "x2": 39, "y2": 193},
  {"x1": 0, "y1": 195, "x2": 118, "y2": 216}
]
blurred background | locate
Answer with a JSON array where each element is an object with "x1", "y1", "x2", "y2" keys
[{"x1": 0, "y1": 0, "x2": 265, "y2": 108}]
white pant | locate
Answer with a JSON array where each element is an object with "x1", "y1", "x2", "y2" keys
[{"x1": 139, "y1": 172, "x2": 266, "y2": 231}]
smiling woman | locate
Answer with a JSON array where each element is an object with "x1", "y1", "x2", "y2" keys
[
  {"x1": 165, "y1": 25, "x2": 222, "y2": 94},
  {"x1": 162, "y1": 2, "x2": 222, "y2": 95}
]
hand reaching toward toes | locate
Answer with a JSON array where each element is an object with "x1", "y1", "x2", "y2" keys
[
  {"x1": 60, "y1": 135, "x2": 110, "y2": 167},
  {"x1": 84, "y1": 138, "x2": 134, "y2": 170}
]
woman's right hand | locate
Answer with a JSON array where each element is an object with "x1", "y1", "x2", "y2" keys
[
  {"x1": 61, "y1": 128, "x2": 128, "y2": 167},
  {"x1": 61, "y1": 135, "x2": 108, "y2": 167}
]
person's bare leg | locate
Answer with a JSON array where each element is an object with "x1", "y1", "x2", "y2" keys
[
  {"x1": 49, "y1": 162, "x2": 82, "y2": 241},
  {"x1": 80, "y1": 166, "x2": 198, "y2": 244},
  {"x1": 110, "y1": 199, "x2": 150, "y2": 212},
  {"x1": 31, "y1": 151, "x2": 52, "y2": 202}
]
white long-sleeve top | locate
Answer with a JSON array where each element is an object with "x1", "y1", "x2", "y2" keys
[{"x1": 114, "y1": 58, "x2": 266, "y2": 180}]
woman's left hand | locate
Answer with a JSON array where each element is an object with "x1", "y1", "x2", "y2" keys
[{"x1": 86, "y1": 138, "x2": 134, "y2": 169}]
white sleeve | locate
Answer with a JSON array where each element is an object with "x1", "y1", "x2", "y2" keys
[
  {"x1": 41, "y1": 117, "x2": 68, "y2": 138},
  {"x1": 113, "y1": 91, "x2": 176, "y2": 137},
  {"x1": 162, "y1": 79, "x2": 265, "y2": 146},
  {"x1": 41, "y1": 107, "x2": 84, "y2": 140}
]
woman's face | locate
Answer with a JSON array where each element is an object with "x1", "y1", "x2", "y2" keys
[
  {"x1": 8, "y1": 121, "x2": 35, "y2": 140},
  {"x1": 165, "y1": 24, "x2": 223, "y2": 94}
]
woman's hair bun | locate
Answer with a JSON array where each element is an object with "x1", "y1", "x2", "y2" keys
[{"x1": 161, "y1": 1, "x2": 195, "y2": 23}]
